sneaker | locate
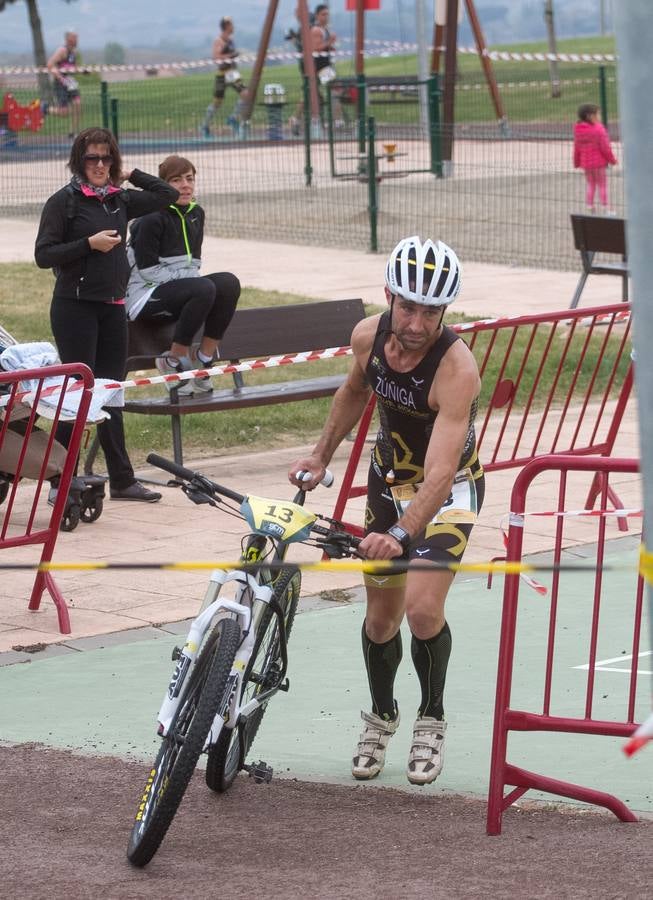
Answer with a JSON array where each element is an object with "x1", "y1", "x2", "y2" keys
[
  {"x1": 351, "y1": 707, "x2": 400, "y2": 780},
  {"x1": 201, "y1": 124, "x2": 211, "y2": 139},
  {"x1": 406, "y1": 717, "x2": 447, "y2": 785},
  {"x1": 156, "y1": 353, "x2": 194, "y2": 396},
  {"x1": 109, "y1": 481, "x2": 162, "y2": 503},
  {"x1": 192, "y1": 374, "x2": 213, "y2": 393},
  {"x1": 190, "y1": 356, "x2": 214, "y2": 394}
]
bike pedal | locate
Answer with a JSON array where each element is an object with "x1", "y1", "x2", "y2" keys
[
  {"x1": 171, "y1": 645, "x2": 182, "y2": 661},
  {"x1": 244, "y1": 760, "x2": 273, "y2": 783},
  {"x1": 279, "y1": 677, "x2": 290, "y2": 693}
]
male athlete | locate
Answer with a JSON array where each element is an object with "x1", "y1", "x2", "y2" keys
[{"x1": 289, "y1": 236, "x2": 484, "y2": 785}]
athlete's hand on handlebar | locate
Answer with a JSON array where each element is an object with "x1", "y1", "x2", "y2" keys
[
  {"x1": 358, "y1": 531, "x2": 405, "y2": 560},
  {"x1": 288, "y1": 457, "x2": 333, "y2": 491}
]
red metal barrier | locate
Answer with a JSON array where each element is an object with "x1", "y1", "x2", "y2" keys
[
  {"x1": 332, "y1": 303, "x2": 633, "y2": 535},
  {"x1": 487, "y1": 455, "x2": 642, "y2": 834},
  {"x1": 0, "y1": 364, "x2": 94, "y2": 634}
]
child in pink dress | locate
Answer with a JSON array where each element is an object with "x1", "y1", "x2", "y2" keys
[{"x1": 573, "y1": 103, "x2": 618, "y2": 214}]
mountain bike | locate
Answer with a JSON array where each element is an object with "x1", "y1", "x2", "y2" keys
[{"x1": 127, "y1": 452, "x2": 360, "y2": 867}]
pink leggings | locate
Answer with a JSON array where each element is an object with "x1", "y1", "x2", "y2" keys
[{"x1": 584, "y1": 167, "x2": 608, "y2": 207}]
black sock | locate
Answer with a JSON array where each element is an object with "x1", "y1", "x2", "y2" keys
[
  {"x1": 411, "y1": 622, "x2": 452, "y2": 720},
  {"x1": 361, "y1": 622, "x2": 402, "y2": 720}
]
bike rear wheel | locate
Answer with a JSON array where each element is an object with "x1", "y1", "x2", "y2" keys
[
  {"x1": 127, "y1": 617, "x2": 241, "y2": 866},
  {"x1": 205, "y1": 566, "x2": 301, "y2": 793}
]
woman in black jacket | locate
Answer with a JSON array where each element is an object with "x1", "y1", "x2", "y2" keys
[
  {"x1": 35, "y1": 127, "x2": 179, "y2": 503},
  {"x1": 125, "y1": 154, "x2": 240, "y2": 395}
]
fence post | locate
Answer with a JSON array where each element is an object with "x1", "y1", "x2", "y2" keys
[
  {"x1": 302, "y1": 76, "x2": 312, "y2": 188},
  {"x1": 598, "y1": 65, "x2": 609, "y2": 127},
  {"x1": 428, "y1": 74, "x2": 443, "y2": 177},
  {"x1": 367, "y1": 115, "x2": 378, "y2": 253},
  {"x1": 100, "y1": 81, "x2": 109, "y2": 129},
  {"x1": 327, "y1": 83, "x2": 336, "y2": 178},
  {"x1": 356, "y1": 73, "x2": 367, "y2": 156},
  {"x1": 110, "y1": 97, "x2": 119, "y2": 142}
]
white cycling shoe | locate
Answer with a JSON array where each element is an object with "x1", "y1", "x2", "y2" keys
[
  {"x1": 406, "y1": 717, "x2": 447, "y2": 785},
  {"x1": 351, "y1": 708, "x2": 400, "y2": 780}
]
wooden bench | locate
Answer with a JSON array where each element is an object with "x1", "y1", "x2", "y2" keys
[
  {"x1": 569, "y1": 214, "x2": 629, "y2": 309},
  {"x1": 85, "y1": 298, "x2": 365, "y2": 470}
]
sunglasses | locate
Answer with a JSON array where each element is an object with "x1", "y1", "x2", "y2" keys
[{"x1": 83, "y1": 154, "x2": 113, "y2": 166}]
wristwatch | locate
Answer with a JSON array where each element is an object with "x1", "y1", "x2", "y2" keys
[{"x1": 386, "y1": 524, "x2": 411, "y2": 552}]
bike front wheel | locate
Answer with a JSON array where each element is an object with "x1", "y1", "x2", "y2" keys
[
  {"x1": 205, "y1": 565, "x2": 301, "y2": 793},
  {"x1": 127, "y1": 617, "x2": 241, "y2": 867}
]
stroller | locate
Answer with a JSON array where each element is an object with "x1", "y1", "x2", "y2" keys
[{"x1": 0, "y1": 324, "x2": 105, "y2": 531}]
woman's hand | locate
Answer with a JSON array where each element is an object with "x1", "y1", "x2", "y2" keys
[
  {"x1": 88, "y1": 230, "x2": 122, "y2": 253},
  {"x1": 119, "y1": 170, "x2": 133, "y2": 183}
]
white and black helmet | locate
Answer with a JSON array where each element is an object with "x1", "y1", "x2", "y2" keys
[{"x1": 385, "y1": 236, "x2": 461, "y2": 306}]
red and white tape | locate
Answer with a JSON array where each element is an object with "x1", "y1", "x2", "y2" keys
[
  {"x1": 509, "y1": 509, "x2": 642, "y2": 523},
  {"x1": 0, "y1": 345, "x2": 353, "y2": 409},
  {"x1": 0, "y1": 41, "x2": 618, "y2": 77}
]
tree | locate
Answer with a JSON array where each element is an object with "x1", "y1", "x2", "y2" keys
[
  {"x1": 543, "y1": 0, "x2": 562, "y2": 99},
  {"x1": 103, "y1": 42, "x2": 125, "y2": 65},
  {"x1": 0, "y1": 0, "x2": 77, "y2": 98}
]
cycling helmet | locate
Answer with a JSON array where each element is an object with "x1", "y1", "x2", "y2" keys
[{"x1": 385, "y1": 236, "x2": 461, "y2": 306}]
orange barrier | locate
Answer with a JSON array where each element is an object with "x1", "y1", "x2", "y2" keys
[
  {"x1": 487, "y1": 455, "x2": 642, "y2": 833},
  {"x1": 0, "y1": 364, "x2": 94, "y2": 634},
  {"x1": 332, "y1": 303, "x2": 633, "y2": 535}
]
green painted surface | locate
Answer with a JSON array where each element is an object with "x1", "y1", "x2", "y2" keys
[{"x1": 1, "y1": 549, "x2": 650, "y2": 814}]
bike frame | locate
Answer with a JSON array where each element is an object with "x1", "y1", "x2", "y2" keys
[{"x1": 156, "y1": 556, "x2": 293, "y2": 752}]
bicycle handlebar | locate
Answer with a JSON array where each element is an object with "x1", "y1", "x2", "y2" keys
[
  {"x1": 147, "y1": 453, "x2": 244, "y2": 503},
  {"x1": 146, "y1": 454, "x2": 335, "y2": 502}
]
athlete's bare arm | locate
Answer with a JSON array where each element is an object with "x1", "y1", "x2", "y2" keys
[
  {"x1": 400, "y1": 340, "x2": 480, "y2": 537},
  {"x1": 212, "y1": 36, "x2": 229, "y2": 64},
  {"x1": 288, "y1": 315, "x2": 379, "y2": 488},
  {"x1": 47, "y1": 46, "x2": 67, "y2": 79}
]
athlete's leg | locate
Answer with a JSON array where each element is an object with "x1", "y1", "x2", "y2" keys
[{"x1": 203, "y1": 74, "x2": 225, "y2": 133}]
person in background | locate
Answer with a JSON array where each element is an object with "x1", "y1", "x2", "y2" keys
[
  {"x1": 288, "y1": 4, "x2": 342, "y2": 135},
  {"x1": 35, "y1": 127, "x2": 179, "y2": 503},
  {"x1": 573, "y1": 103, "x2": 618, "y2": 215},
  {"x1": 46, "y1": 31, "x2": 82, "y2": 138},
  {"x1": 201, "y1": 17, "x2": 250, "y2": 138},
  {"x1": 289, "y1": 236, "x2": 484, "y2": 786},
  {"x1": 125, "y1": 154, "x2": 240, "y2": 395}
]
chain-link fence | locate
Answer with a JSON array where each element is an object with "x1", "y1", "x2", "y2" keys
[{"x1": 0, "y1": 59, "x2": 622, "y2": 271}]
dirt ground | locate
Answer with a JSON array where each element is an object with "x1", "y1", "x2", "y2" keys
[{"x1": 1, "y1": 743, "x2": 650, "y2": 899}]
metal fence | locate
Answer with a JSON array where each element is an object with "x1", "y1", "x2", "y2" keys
[{"x1": 0, "y1": 60, "x2": 622, "y2": 271}]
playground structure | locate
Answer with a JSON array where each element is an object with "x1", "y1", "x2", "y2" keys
[{"x1": 0, "y1": 93, "x2": 44, "y2": 146}]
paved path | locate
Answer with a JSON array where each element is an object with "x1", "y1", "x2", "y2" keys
[{"x1": 0, "y1": 219, "x2": 639, "y2": 653}]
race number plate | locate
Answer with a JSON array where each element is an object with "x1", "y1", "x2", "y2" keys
[
  {"x1": 241, "y1": 495, "x2": 317, "y2": 543},
  {"x1": 390, "y1": 467, "x2": 478, "y2": 525}
]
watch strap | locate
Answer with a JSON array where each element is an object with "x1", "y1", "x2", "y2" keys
[{"x1": 386, "y1": 524, "x2": 411, "y2": 552}]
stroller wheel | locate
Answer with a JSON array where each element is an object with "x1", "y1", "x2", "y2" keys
[
  {"x1": 60, "y1": 503, "x2": 81, "y2": 532},
  {"x1": 0, "y1": 480, "x2": 9, "y2": 505},
  {"x1": 80, "y1": 496, "x2": 103, "y2": 523}
]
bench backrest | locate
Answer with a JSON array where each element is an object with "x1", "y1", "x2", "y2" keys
[
  {"x1": 126, "y1": 298, "x2": 366, "y2": 371},
  {"x1": 571, "y1": 214, "x2": 626, "y2": 256}
]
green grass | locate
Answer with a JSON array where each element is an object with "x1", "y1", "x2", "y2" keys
[
  {"x1": 1, "y1": 260, "x2": 629, "y2": 468},
  {"x1": 0, "y1": 262, "x2": 382, "y2": 463},
  {"x1": 8, "y1": 35, "x2": 619, "y2": 138}
]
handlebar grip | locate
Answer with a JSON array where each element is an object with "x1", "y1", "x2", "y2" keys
[
  {"x1": 147, "y1": 453, "x2": 197, "y2": 482},
  {"x1": 295, "y1": 468, "x2": 335, "y2": 488}
]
